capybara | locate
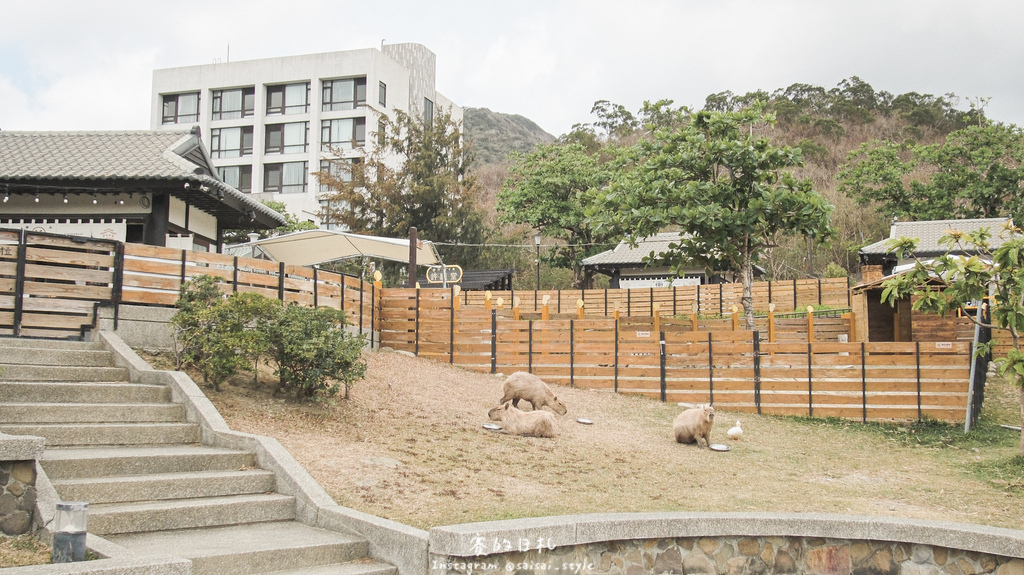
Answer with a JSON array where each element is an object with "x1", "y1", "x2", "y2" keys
[
  {"x1": 487, "y1": 402, "x2": 558, "y2": 438},
  {"x1": 673, "y1": 405, "x2": 715, "y2": 448},
  {"x1": 498, "y1": 372, "x2": 568, "y2": 415}
]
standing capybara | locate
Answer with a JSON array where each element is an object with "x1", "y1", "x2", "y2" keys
[
  {"x1": 673, "y1": 405, "x2": 715, "y2": 448},
  {"x1": 487, "y1": 402, "x2": 558, "y2": 438},
  {"x1": 498, "y1": 372, "x2": 568, "y2": 415}
]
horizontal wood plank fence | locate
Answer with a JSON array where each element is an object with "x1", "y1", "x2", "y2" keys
[
  {"x1": 0, "y1": 228, "x2": 377, "y2": 342},
  {"x1": 454, "y1": 277, "x2": 851, "y2": 316},
  {"x1": 379, "y1": 289, "x2": 972, "y2": 422},
  {"x1": 0, "y1": 228, "x2": 119, "y2": 339}
]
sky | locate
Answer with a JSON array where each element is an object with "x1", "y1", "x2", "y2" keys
[{"x1": 1, "y1": 0, "x2": 1022, "y2": 138}]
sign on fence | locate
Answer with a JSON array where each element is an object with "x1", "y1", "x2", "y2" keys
[{"x1": 426, "y1": 265, "x2": 463, "y2": 284}]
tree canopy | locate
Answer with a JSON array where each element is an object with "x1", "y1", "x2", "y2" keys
[
  {"x1": 497, "y1": 142, "x2": 622, "y2": 288},
  {"x1": 588, "y1": 106, "x2": 834, "y2": 328},
  {"x1": 316, "y1": 108, "x2": 488, "y2": 267},
  {"x1": 839, "y1": 123, "x2": 1024, "y2": 223}
]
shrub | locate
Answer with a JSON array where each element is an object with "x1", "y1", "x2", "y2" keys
[
  {"x1": 170, "y1": 275, "x2": 247, "y2": 391},
  {"x1": 267, "y1": 304, "x2": 366, "y2": 401}
]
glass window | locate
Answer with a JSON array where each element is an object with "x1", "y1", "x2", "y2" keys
[
  {"x1": 377, "y1": 118, "x2": 387, "y2": 147},
  {"x1": 265, "y1": 122, "x2": 308, "y2": 154},
  {"x1": 217, "y1": 165, "x2": 252, "y2": 193},
  {"x1": 322, "y1": 77, "x2": 367, "y2": 111},
  {"x1": 212, "y1": 87, "x2": 255, "y2": 119},
  {"x1": 423, "y1": 97, "x2": 434, "y2": 129},
  {"x1": 264, "y1": 162, "x2": 308, "y2": 194},
  {"x1": 266, "y1": 82, "x2": 309, "y2": 115},
  {"x1": 162, "y1": 92, "x2": 199, "y2": 124},
  {"x1": 318, "y1": 158, "x2": 362, "y2": 191},
  {"x1": 378, "y1": 81, "x2": 387, "y2": 107},
  {"x1": 210, "y1": 127, "x2": 253, "y2": 158},
  {"x1": 320, "y1": 118, "x2": 366, "y2": 151}
]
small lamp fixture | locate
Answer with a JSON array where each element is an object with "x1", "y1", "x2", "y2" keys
[
  {"x1": 52, "y1": 501, "x2": 88, "y2": 563},
  {"x1": 34, "y1": 192, "x2": 40, "y2": 203},
  {"x1": 92, "y1": 194, "x2": 98, "y2": 205},
  {"x1": 63, "y1": 193, "x2": 69, "y2": 204},
  {"x1": 2, "y1": 193, "x2": 9, "y2": 203}
]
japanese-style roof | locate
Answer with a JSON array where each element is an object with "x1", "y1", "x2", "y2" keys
[
  {"x1": 582, "y1": 232, "x2": 684, "y2": 266},
  {"x1": 0, "y1": 129, "x2": 285, "y2": 229},
  {"x1": 859, "y1": 217, "x2": 1015, "y2": 257}
]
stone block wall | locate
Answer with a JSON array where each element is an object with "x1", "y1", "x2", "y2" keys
[
  {"x1": 1, "y1": 460, "x2": 37, "y2": 536},
  {"x1": 431, "y1": 536, "x2": 1024, "y2": 575}
]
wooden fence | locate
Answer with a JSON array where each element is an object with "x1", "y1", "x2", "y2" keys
[
  {"x1": 378, "y1": 290, "x2": 972, "y2": 422},
  {"x1": 455, "y1": 277, "x2": 850, "y2": 316},
  {"x1": 0, "y1": 228, "x2": 378, "y2": 341}
]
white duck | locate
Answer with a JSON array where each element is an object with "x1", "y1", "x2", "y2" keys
[{"x1": 727, "y1": 420, "x2": 743, "y2": 440}]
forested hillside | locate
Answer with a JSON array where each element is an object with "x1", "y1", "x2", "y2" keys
[{"x1": 471, "y1": 77, "x2": 999, "y2": 286}]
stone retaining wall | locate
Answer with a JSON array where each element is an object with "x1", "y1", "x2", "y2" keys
[
  {"x1": 1, "y1": 461, "x2": 37, "y2": 536},
  {"x1": 428, "y1": 513, "x2": 1024, "y2": 575},
  {"x1": 431, "y1": 535, "x2": 1024, "y2": 575}
]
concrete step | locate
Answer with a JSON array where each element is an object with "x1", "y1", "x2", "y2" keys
[
  {"x1": 0, "y1": 422, "x2": 199, "y2": 447},
  {"x1": 0, "y1": 347, "x2": 114, "y2": 367},
  {"x1": 107, "y1": 522, "x2": 373, "y2": 575},
  {"x1": 90, "y1": 493, "x2": 297, "y2": 535},
  {"x1": 0, "y1": 382, "x2": 171, "y2": 403},
  {"x1": 0, "y1": 364, "x2": 129, "y2": 382},
  {"x1": 41, "y1": 446, "x2": 259, "y2": 479},
  {"x1": 51, "y1": 469, "x2": 277, "y2": 504},
  {"x1": 0, "y1": 338, "x2": 105, "y2": 351},
  {"x1": 0, "y1": 402, "x2": 184, "y2": 423}
]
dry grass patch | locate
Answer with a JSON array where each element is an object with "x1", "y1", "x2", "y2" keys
[
  {"x1": 141, "y1": 349, "x2": 1023, "y2": 531},
  {"x1": 0, "y1": 535, "x2": 51, "y2": 568}
]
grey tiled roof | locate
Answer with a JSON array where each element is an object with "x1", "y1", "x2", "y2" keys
[
  {"x1": 0, "y1": 130, "x2": 285, "y2": 227},
  {"x1": 860, "y1": 218, "x2": 1015, "y2": 256},
  {"x1": 0, "y1": 130, "x2": 200, "y2": 180},
  {"x1": 582, "y1": 232, "x2": 685, "y2": 266}
]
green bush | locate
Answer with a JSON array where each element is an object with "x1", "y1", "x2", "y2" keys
[
  {"x1": 171, "y1": 275, "x2": 246, "y2": 391},
  {"x1": 171, "y1": 275, "x2": 366, "y2": 400},
  {"x1": 267, "y1": 304, "x2": 366, "y2": 401}
]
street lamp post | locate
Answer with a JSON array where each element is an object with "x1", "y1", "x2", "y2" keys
[{"x1": 534, "y1": 233, "x2": 542, "y2": 292}]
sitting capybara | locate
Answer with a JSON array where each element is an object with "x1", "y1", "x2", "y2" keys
[
  {"x1": 498, "y1": 372, "x2": 567, "y2": 415},
  {"x1": 488, "y1": 402, "x2": 558, "y2": 438},
  {"x1": 673, "y1": 404, "x2": 715, "y2": 448}
]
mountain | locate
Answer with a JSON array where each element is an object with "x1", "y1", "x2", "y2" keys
[{"x1": 463, "y1": 107, "x2": 556, "y2": 165}]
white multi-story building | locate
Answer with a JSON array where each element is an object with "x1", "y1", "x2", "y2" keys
[{"x1": 150, "y1": 43, "x2": 461, "y2": 227}]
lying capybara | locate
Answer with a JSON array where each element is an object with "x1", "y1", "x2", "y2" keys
[
  {"x1": 498, "y1": 372, "x2": 567, "y2": 415},
  {"x1": 488, "y1": 402, "x2": 558, "y2": 438},
  {"x1": 673, "y1": 404, "x2": 715, "y2": 448}
]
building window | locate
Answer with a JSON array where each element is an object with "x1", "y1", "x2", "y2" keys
[
  {"x1": 318, "y1": 158, "x2": 362, "y2": 191},
  {"x1": 321, "y1": 118, "x2": 366, "y2": 151},
  {"x1": 322, "y1": 77, "x2": 367, "y2": 111},
  {"x1": 162, "y1": 92, "x2": 199, "y2": 124},
  {"x1": 378, "y1": 81, "x2": 387, "y2": 107},
  {"x1": 265, "y1": 122, "x2": 309, "y2": 154},
  {"x1": 212, "y1": 87, "x2": 255, "y2": 120},
  {"x1": 377, "y1": 118, "x2": 387, "y2": 147},
  {"x1": 266, "y1": 82, "x2": 309, "y2": 115},
  {"x1": 264, "y1": 162, "x2": 308, "y2": 194},
  {"x1": 218, "y1": 165, "x2": 252, "y2": 193},
  {"x1": 423, "y1": 97, "x2": 434, "y2": 128},
  {"x1": 210, "y1": 127, "x2": 254, "y2": 158}
]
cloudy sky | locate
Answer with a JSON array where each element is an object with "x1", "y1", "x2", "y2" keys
[{"x1": 1, "y1": 0, "x2": 1021, "y2": 137}]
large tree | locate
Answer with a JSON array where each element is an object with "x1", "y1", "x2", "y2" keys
[
  {"x1": 839, "y1": 122, "x2": 1024, "y2": 223},
  {"x1": 589, "y1": 106, "x2": 834, "y2": 328},
  {"x1": 497, "y1": 142, "x2": 622, "y2": 288},
  {"x1": 881, "y1": 225, "x2": 1024, "y2": 454},
  {"x1": 316, "y1": 108, "x2": 488, "y2": 266}
]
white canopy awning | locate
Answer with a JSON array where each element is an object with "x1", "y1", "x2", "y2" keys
[{"x1": 224, "y1": 229, "x2": 440, "y2": 267}]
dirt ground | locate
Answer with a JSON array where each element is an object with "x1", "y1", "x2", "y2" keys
[{"x1": 142, "y1": 349, "x2": 1023, "y2": 531}]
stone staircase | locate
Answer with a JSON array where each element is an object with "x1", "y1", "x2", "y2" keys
[{"x1": 0, "y1": 337, "x2": 396, "y2": 575}]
